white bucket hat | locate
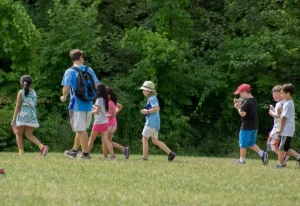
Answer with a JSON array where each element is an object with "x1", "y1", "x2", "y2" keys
[{"x1": 140, "y1": 81, "x2": 155, "y2": 91}]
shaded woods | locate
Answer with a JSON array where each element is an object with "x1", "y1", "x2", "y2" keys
[{"x1": 1, "y1": 0, "x2": 300, "y2": 155}]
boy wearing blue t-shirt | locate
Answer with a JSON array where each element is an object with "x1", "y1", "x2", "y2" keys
[{"x1": 140, "y1": 81, "x2": 176, "y2": 162}]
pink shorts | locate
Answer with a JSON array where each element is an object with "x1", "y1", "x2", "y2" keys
[{"x1": 92, "y1": 123, "x2": 109, "y2": 133}]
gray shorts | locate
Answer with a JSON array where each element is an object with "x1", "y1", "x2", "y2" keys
[
  {"x1": 69, "y1": 111, "x2": 92, "y2": 132},
  {"x1": 142, "y1": 125, "x2": 158, "y2": 139}
]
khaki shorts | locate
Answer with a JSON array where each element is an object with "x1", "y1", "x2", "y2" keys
[
  {"x1": 69, "y1": 111, "x2": 92, "y2": 132},
  {"x1": 142, "y1": 125, "x2": 158, "y2": 139}
]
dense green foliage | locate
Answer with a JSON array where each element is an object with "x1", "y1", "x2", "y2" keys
[{"x1": 1, "y1": 0, "x2": 300, "y2": 155}]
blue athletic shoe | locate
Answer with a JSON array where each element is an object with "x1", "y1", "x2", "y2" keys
[
  {"x1": 261, "y1": 152, "x2": 268, "y2": 165},
  {"x1": 123, "y1": 147, "x2": 130, "y2": 159}
]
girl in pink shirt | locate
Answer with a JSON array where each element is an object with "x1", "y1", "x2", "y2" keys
[{"x1": 102, "y1": 87, "x2": 129, "y2": 159}]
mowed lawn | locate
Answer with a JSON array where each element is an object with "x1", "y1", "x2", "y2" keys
[{"x1": 0, "y1": 153, "x2": 300, "y2": 206}]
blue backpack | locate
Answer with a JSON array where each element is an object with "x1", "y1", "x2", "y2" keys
[{"x1": 71, "y1": 66, "x2": 97, "y2": 101}]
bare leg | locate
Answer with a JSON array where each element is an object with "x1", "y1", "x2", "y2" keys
[
  {"x1": 77, "y1": 130, "x2": 89, "y2": 153},
  {"x1": 73, "y1": 133, "x2": 80, "y2": 151},
  {"x1": 16, "y1": 126, "x2": 25, "y2": 150},
  {"x1": 88, "y1": 131, "x2": 98, "y2": 152},
  {"x1": 25, "y1": 127, "x2": 42, "y2": 147},
  {"x1": 112, "y1": 142, "x2": 125, "y2": 152},
  {"x1": 142, "y1": 137, "x2": 149, "y2": 159},
  {"x1": 102, "y1": 131, "x2": 115, "y2": 156},
  {"x1": 151, "y1": 137, "x2": 171, "y2": 154},
  {"x1": 249, "y1": 144, "x2": 261, "y2": 153},
  {"x1": 287, "y1": 149, "x2": 300, "y2": 159},
  {"x1": 102, "y1": 138, "x2": 109, "y2": 158},
  {"x1": 108, "y1": 131, "x2": 125, "y2": 152},
  {"x1": 240, "y1": 148, "x2": 247, "y2": 158},
  {"x1": 278, "y1": 150, "x2": 285, "y2": 164}
]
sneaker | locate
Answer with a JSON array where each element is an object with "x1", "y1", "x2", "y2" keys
[
  {"x1": 235, "y1": 160, "x2": 246, "y2": 165},
  {"x1": 108, "y1": 155, "x2": 117, "y2": 160},
  {"x1": 261, "y1": 151, "x2": 268, "y2": 165},
  {"x1": 283, "y1": 154, "x2": 290, "y2": 165},
  {"x1": 168, "y1": 152, "x2": 176, "y2": 162},
  {"x1": 40, "y1": 145, "x2": 49, "y2": 157},
  {"x1": 0, "y1": 169, "x2": 4, "y2": 175},
  {"x1": 140, "y1": 158, "x2": 148, "y2": 161},
  {"x1": 64, "y1": 150, "x2": 77, "y2": 159},
  {"x1": 123, "y1": 147, "x2": 130, "y2": 159},
  {"x1": 77, "y1": 153, "x2": 91, "y2": 159},
  {"x1": 275, "y1": 164, "x2": 287, "y2": 168},
  {"x1": 297, "y1": 159, "x2": 300, "y2": 168}
]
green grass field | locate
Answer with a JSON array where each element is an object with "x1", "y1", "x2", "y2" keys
[{"x1": 0, "y1": 153, "x2": 300, "y2": 206}]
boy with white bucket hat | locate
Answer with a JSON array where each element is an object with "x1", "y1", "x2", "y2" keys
[{"x1": 140, "y1": 81, "x2": 176, "y2": 162}]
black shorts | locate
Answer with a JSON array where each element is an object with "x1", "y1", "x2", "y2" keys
[{"x1": 278, "y1": 136, "x2": 292, "y2": 152}]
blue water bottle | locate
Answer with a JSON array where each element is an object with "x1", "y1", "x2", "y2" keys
[{"x1": 68, "y1": 97, "x2": 75, "y2": 110}]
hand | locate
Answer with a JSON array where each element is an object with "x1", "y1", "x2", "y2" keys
[
  {"x1": 269, "y1": 110, "x2": 275, "y2": 117},
  {"x1": 276, "y1": 129, "x2": 282, "y2": 134},
  {"x1": 11, "y1": 120, "x2": 16, "y2": 126},
  {"x1": 234, "y1": 98, "x2": 239, "y2": 104},
  {"x1": 234, "y1": 102, "x2": 241, "y2": 109},
  {"x1": 140, "y1": 109, "x2": 149, "y2": 115},
  {"x1": 269, "y1": 105, "x2": 274, "y2": 111},
  {"x1": 60, "y1": 96, "x2": 67, "y2": 102}
]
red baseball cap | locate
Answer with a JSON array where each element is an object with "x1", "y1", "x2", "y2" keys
[{"x1": 234, "y1": 84, "x2": 251, "y2": 94}]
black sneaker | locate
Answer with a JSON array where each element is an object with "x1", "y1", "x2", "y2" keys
[
  {"x1": 261, "y1": 151, "x2": 268, "y2": 165},
  {"x1": 77, "y1": 153, "x2": 91, "y2": 159},
  {"x1": 168, "y1": 152, "x2": 176, "y2": 162},
  {"x1": 298, "y1": 159, "x2": 300, "y2": 168},
  {"x1": 64, "y1": 150, "x2": 77, "y2": 159}
]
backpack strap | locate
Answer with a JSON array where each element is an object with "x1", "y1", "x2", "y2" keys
[
  {"x1": 70, "y1": 66, "x2": 83, "y2": 95},
  {"x1": 70, "y1": 66, "x2": 81, "y2": 72}
]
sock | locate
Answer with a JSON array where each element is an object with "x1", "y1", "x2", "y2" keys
[
  {"x1": 70, "y1": 148, "x2": 78, "y2": 153},
  {"x1": 258, "y1": 150, "x2": 264, "y2": 157},
  {"x1": 240, "y1": 157, "x2": 246, "y2": 163},
  {"x1": 83, "y1": 152, "x2": 89, "y2": 156},
  {"x1": 38, "y1": 144, "x2": 44, "y2": 150},
  {"x1": 19, "y1": 149, "x2": 24, "y2": 155}
]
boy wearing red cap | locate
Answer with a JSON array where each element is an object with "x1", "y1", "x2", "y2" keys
[{"x1": 233, "y1": 84, "x2": 268, "y2": 165}]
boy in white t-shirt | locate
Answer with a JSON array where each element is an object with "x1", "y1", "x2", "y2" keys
[
  {"x1": 267, "y1": 85, "x2": 289, "y2": 165},
  {"x1": 276, "y1": 84, "x2": 300, "y2": 168}
]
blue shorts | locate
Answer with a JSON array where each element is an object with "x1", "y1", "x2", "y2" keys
[{"x1": 239, "y1": 130, "x2": 257, "y2": 148}]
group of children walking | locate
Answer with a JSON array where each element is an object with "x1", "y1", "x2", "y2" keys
[
  {"x1": 10, "y1": 49, "x2": 176, "y2": 162},
  {"x1": 234, "y1": 83, "x2": 300, "y2": 168},
  {"x1": 8, "y1": 49, "x2": 300, "y2": 167}
]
